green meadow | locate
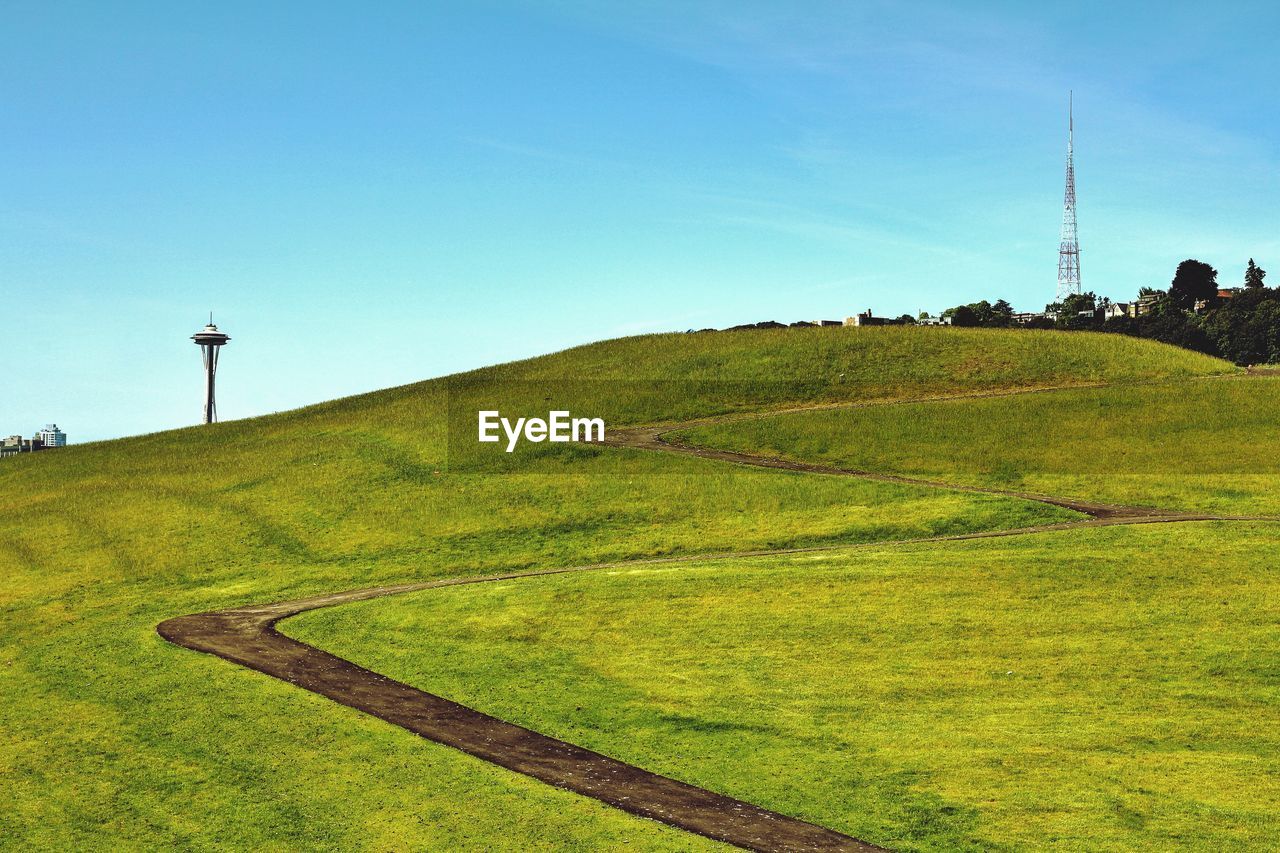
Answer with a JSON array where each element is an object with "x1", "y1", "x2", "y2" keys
[
  {"x1": 0, "y1": 327, "x2": 1259, "y2": 850},
  {"x1": 452, "y1": 325, "x2": 1231, "y2": 426},
  {"x1": 286, "y1": 523, "x2": 1280, "y2": 851},
  {"x1": 679, "y1": 375, "x2": 1280, "y2": 515}
]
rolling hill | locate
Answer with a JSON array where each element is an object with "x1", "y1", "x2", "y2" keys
[{"x1": 1, "y1": 327, "x2": 1265, "y2": 851}]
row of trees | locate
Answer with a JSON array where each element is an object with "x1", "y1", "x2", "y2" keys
[
  {"x1": 915, "y1": 299, "x2": 1024, "y2": 327},
  {"x1": 932, "y1": 259, "x2": 1279, "y2": 365},
  {"x1": 1103, "y1": 259, "x2": 1277, "y2": 364}
]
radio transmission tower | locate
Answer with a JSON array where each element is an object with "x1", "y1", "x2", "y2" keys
[{"x1": 1056, "y1": 92, "x2": 1081, "y2": 302}]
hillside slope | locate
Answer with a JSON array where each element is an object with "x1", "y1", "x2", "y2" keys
[
  {"x1": 0, "y1": 328, "x2": 1236, "y2": 849},
  {"x1": 287, "y1": 522, "x2": 1280, "y2": 851},
  {"x1": 679, "y1": 376, "x2": 1280, "y2": 515}
]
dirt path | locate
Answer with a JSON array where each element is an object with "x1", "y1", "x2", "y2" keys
[
  {"x1": 603, "y1": 424, "x2": 1170, "y2": 519},
  {"x1": 157, "y1": 379, "x2": 1275, "y2": 852},
  {"x1": 159, "y1": 575, "x2": 885, "y2": 851},
  {"x1": 160, "y1": 568, "x2": 888, "y2": 852}
]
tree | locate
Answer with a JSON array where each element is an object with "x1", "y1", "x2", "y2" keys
[
  {"x1": 968, "y1": 300, "x2": 995, "y2": 325},
  {"x1": 988, "y1": 299, "x2": 1014, "y2": 327},
  {"x1": 942, "y1": 301, "x2": 996, "y2": 326},
  {"x1": 1256, "y1": 301, "x2": 1280, "y2": 364},
  {"x1": 896, "y1": 314, "x2": 917, "y2": 325},
  {"x1": 1102, "y1": 315, "x2": 1139, "y2": 336},
  {"x1": 1051, "y1": 292, "x2": 1100, "y2": 330},
  {"x1": 1199, "y1": 286, "x2": 1280, "y2": 364},
  {"x1": 1139, "y1": 310, "x2": 1219, "y2": 357},
  {"x1": 1169, "y1": 259, "x2": 1219, "y2": 310},
  {"x1": 1145, "y1": 292, "x2": 1182, "y2": 317},
  {"x1": 1245, "y1": 258, "x2": 1267, "y2": 289}
]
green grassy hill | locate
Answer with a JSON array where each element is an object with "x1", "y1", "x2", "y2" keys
[
  {"x1": 288, "y1": 522, "x2": 1280, "y2": 851},
  {"x1": 0, "y1": 327, "x2": 1248, "y2": 850},
  {"x1": 679, "y1": 376, "x2": 1280, "y2": 515}
]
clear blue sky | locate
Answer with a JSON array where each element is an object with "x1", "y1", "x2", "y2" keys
[{"x1": 3, "y1": 1, "x2": 1277, "y2": 441}]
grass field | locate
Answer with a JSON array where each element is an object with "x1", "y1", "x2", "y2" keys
[
  {"x1": 678, "y1": 376, "x2": 1280, "y2": 516},
  {"x1": 285, "y1": 523, "x2": 1280, "y2": 851},
  {"x1": 450, "y1": 325, "x2": 1232, "y2": 428},
  {"x1": 0, "y1": 327, "x2": 1257, "y2": 849}
]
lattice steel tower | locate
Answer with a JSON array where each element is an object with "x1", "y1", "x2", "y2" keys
[{"x1": 1057, "y1": 93, "x2": 1081, "y2": 302}]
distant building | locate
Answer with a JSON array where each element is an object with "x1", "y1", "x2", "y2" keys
[
  {"x1": 789, "y1": 319, "x2": 844, "y2": 328},
  {"x1": 1133, "y1": 293, "x2": 1162, "y2": 316},
  {"x1": 1010, "y1": 312, "x2": 1048, "y2": 325},
  {"x1": 1, "y1": 437, "x2": 35, "y2": 458},
  {"x1": 0, "y1": 426, "x2": 64, "y2": 460},
  {"x1": 1194, "y1": 289, "x2": 1239, "y2": 313},
  {"x1": 1103, "y1": 303, "x2": 1130, "y2": 320},
  {"x1": 36, "y1": 424, "x2": 66, "y2": 448},
  {"x1": 845, "y1": 310, "x2": 910, "y2": 327}
]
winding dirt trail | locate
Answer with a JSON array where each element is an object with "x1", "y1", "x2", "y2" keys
[
  {"x1": 161, "y1": 568, "x2": 885, "y2": 852},
  {"x1": 604, "y1": 424, "x2": 1158, "y2": 519},
  {"x1": 157, "y1": 380, "x2": 1275, "y2": 852}
]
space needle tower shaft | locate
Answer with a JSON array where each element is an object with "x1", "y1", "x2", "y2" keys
[{"x1": 191, "y1": 317, "x2": 231, "y2": 425}]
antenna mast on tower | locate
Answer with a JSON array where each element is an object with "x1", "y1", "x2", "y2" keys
[{"x1": 1057, "y1": 92, "x2": 1081, "y2": 302}]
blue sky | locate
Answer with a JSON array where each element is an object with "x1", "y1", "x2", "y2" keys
[{"x1": 3, "y1": 1, "x2": 1277, "y2": 441}]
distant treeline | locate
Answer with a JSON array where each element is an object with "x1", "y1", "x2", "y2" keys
[{"x1": 941, "y1": 259, "x2": 1279, "y2": 366}]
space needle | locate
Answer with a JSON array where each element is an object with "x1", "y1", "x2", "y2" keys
[{"x1": 191, "y1": 316, "x2": 230, "y2": 424}]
